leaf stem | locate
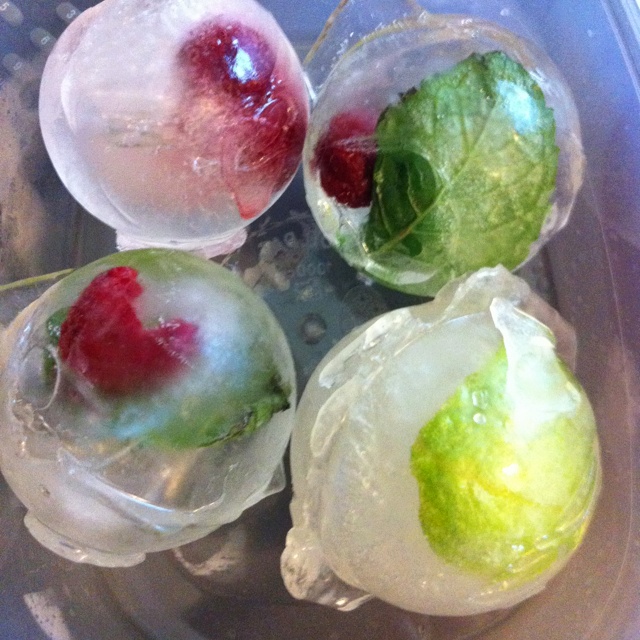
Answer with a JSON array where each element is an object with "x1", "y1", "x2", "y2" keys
[{"x1": 0, "y1": 269, "x2": 74, "y2": 294}]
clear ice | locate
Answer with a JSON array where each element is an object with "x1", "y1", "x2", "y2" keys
[
  {"x1": 0, "y1": 249, "x2": 296, "y2": 566},
  {"x1": 39, "y1": 0, "x2": 309, "y2": 254},
  {"x1": 281, "y1": 266, "x2": 601, "y2": 616}
]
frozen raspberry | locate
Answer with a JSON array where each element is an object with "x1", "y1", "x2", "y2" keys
[
  {"x1": 59, "y1": 267, "x2": 198, "y2": 395},
  {"x1": 179, "y1": 21, "x2": 276, "y2": 100},
  {"x1": 314, "y1": 110, "x2": 379, "y2": 209},
  {"x1": 176, "y1": 20, "x2": 308, "y2": 221},
  {"x1": 227, "y1": 88, "x2": 307, "y2": 219}
]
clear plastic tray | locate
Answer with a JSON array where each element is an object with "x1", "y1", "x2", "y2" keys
[{"x1": 1, "y1": 1, "x2": 639, "y2": 638}]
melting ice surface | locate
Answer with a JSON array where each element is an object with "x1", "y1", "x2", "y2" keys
[{"x1": 281, "y1": 266, "x2": 601, "y2": 616}]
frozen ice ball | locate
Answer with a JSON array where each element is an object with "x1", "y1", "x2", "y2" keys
[
  {"x1": 0, "y1": 249, "x2": 296, "y2": 567},
  {"x1": 39, "y1": 0, "x2": 309, "y2": 254},
  {"x1": 304, "y1": 15, "x2": 584, "y2": 296},
  {"x1": 281, "y1": 266, "x2": 600, "y2": 616}
]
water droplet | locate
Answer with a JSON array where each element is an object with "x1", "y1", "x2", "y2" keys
[
  {"x1": 500, "y1": 8, "x2": 511, "y2": 16},
  {"x1": 471, "y1": 390, "x2": 488, "y2": 408},
  {"x1": 473, "y1": 412, "x2": 487, "y2": 425}
]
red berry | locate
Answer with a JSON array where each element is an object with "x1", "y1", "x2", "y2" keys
[
  {"x1": 176, "y1": 19, "x2": 308, "y2": 220},
  {"x1": 59, "y1": 267, "x2": 198, "y2": 395},
  {"x1": 178, "y1": 21, "x2": 276, "y2": 100},
  {"x1": 227, "y1": 87, "x2": 308, "y2": 219},
  {"x1": 314, "y1": 110, "x2": 379, "y2": 209}
]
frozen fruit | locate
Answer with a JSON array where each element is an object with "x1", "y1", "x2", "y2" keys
[
  {"x1": 176, "y1": 19, "x2": 307, "y2": 220},
  {"x1": 314, "y1": 110, "x2": 378, "y2": 209},
  {"x1": 0, "y1": 249, "x2": 296, "y2": 567},
  {"x1": 58, "y1": 266, "x2": 198, "y2": 395},
  {"x1": 179, "y1": 21, "x2": 276, "y2": 99},
  {"x1": 282, "y1": 267, "x2": 600, "y2": 616},
  {"x1": 39, "y1": 0, "x2": 310, "y2": 252},
  {"x1": 303, "y1": 15, "x2": 584, "y2": 296}
]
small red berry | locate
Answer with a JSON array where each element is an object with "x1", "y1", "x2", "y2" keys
[
  {"x1": 178, "y1": 21, "x2": 276, "y2": 99},
  {"x1": 59, "y1": 267, "x2": 198, "y2": 395},
  {"x1": 176, "y1": 19, "x2": 308, "y2": 221},
  {"x1": 314, "y1": 110, "x2": 379, "y2": 209},
  {"x1": 228, "y1": 89, "x2": 308, "y2": 219}
]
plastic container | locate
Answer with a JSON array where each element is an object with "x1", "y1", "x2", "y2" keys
[{"x1": 0, "y1": 1, "x2": 639, "y2": 639}]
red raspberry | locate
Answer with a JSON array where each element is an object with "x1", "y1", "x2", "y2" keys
[
  {"x1": 314, "y1": 110, "x2": 379, "y2": 209},
  {"x1": 58, "y1": 267, "x2": 198, "y2": 395},
  {"x1": 178, "y1": 21, "x2": 276, "y2": 100},
  {"x1": 176, "y1": 20, "x2": 308, "y2": 221},
  {"x1": 227, "y1": 86, "x2": 308, "y2": 219}
]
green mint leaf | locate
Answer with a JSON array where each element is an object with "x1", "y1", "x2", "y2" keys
[
  {"x1": 410, "y1": 345, "x2": 599, "y2": 583},
  {"x1": 116, "y1": 371, "x2": 291, "y2": 449},
  {"x1": 44, "y1": 307, "x2": 69, "y2": 381},
  {"x1": 365, "y1": 151, "x2": 437, "y2": 255},
  {"x1": 365, "y1": 51, "x2": 559, "y2": 295},
  {"x1": 234, "y1": 375, "x2": 292, "y2": 439}
]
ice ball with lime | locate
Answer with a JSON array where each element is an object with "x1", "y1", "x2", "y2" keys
[{"x1": 281, "y1": 266, "x2": 600, "y2": 616}]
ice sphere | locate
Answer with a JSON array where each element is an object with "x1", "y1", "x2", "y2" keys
[
  {"x1": 39, "y1": 0, "x2": 309, "y2": 255},
  {"x1": 281, "y1": 266, "x2": 601, "y2": 616},
  {"x1": 303, "y1": 7, "x2": 584, "y2": 296},
  {"x1": 0, "y1": 249, "x2": 296, "y2": 567}
]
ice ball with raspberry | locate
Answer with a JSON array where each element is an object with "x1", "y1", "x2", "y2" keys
[
  {"x1": 0, "y1": 249, "x2": 296, "y2": 566},
  {"x1": 39, "y1": 0, "x2": 309, "y2": 255}
]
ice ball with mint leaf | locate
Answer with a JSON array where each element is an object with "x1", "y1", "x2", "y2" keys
[
  {"x1": 281, "y1": 266, "x2": 600, "y2": 616},
  {"x1": 305, "y1": 16, "x2": 584, "y2": 297},
  {"x1": 0, "y1": 249, "x2": 295, "y2": 567}
]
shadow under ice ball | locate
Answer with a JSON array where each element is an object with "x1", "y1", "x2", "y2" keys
[
  {"x1": 0, "y1": 249, "x2": 296, "y2": 567},
  {"x1": 39, "y1": 0, "x2": 309, "y2": 254}
]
